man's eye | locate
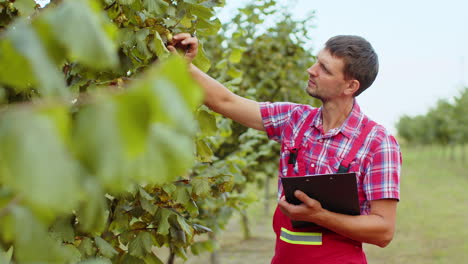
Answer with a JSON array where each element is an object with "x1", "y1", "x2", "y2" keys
[{"x1": 320, "y1": 64, "x2": 330, "y2": 74}]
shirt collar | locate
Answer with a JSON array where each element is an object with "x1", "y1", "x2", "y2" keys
[{"x1": 311, "y1": 99, "x2": 365, "y2": 139}]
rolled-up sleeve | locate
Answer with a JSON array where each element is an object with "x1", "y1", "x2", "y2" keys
[
  {"x1": 259, "y1": 102, "x2": 299, "y2": 143},
  {"x1": 363, "y1": 134, "x2": 402, "y2": 201}
]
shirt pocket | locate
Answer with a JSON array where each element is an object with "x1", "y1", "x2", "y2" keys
[{"x1": 319, "y1": 156, "x2": 342, "y2": 174}]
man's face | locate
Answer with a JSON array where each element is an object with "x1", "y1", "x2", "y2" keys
[{"x1": 305, "y1": 49, "x2": 349, "y2": 101}]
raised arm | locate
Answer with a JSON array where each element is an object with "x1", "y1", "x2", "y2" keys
[{"x1": 168, "y1": 33, "x2": 265, "y2": 131}]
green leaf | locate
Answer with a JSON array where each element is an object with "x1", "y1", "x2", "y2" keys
[
  {"x1": 176, "y1": 215, "x2": 193, "y2": 237},
  {"x1": 0, "y1": 20, "x2": 67, "y2": 97},
  {"x1": 0, "y1": 246, "x2": 13, "y2": 264},
  {"x1": 152, "y1": 31, "x2": 170, "y2": 58},
  {"x1": 215, "y1": 58, "x2": 227, "y2": 70},
  {"x1": 191, "y1": 177, "x2": 211, "y2": 197},
  {"x1": 155, "y1": 208, "x2": 172, "y2": 235},
  {"x1": 95, "y1": 237, "x2": 118, "y2": 259},
  {"x1": 139, "y1": 187, "x2": 154, "y2": 200},
  {"x1": 143, "y1": 0, "x2": 167, "y2": 15},
  {"x1": 5, "y1": 206, "x2": 76, "y2": 263},
  {"x1": 186, "y1": 200, "x2": 199, "y2": 217},
  {"x1": 174, "y1": 246, "x2": 188, "y2": 260},
  {"x1": 77, "y1": 237, "x2": 95, "y2": 258},
  {"x1": 0, "y1": 39, "x2": 34, "y2": 92},
  {"x1": 196, "y1": 139, "x2": 213, "y2": 162},
  {"x1": 227, "y1": 67, "x2": 243, "y2": 78},
  {"x1": 173, "y1": 186, "x2": 190, "y2": 206},
  {"x1": 192, "y1": 41, "x2": 211, "y2": 72},
  {"x1": 150, "y1": 79, "x2": 197, "y2": 133},
  {"x1": 196, "y1": 18, "x2": 221, "y2": 36},
  {"x1": 75, "y1": 179, "x2": 108, "y2": 235},
  {"x1": 188, "y1": 3, "x2": 214, "y2": 19},
  {"x1": 115, "y1": 88, "x2": 153, "y2": 157},
  {"x1": 162, "y1": 184, "x2": 176, "y2": 195},
  {"x1": 119, "y1": 254, "x2": 145, "y2": 264},
  {"x1": 78, "y1": 258, "x2": 112, "y2": 264},
  {"x1": 135, "y1": 28, "x2": 152, "y2": 60},
  {"x1": 196, "y1": 108, "x2": 217, "y2": 136},
  {"x1": 73, "y1": 96, "x2": 132, "y2": 192},
  {"x1": 0, "y1": 109, "x2": 80, "y2": 220},
  {"x1": 50, "y1": 217, "x2": 75, "y2": 243},
  {"x1": 117, "y1": 0, "x2": 136, "y2": 5},
  {"x1": 190, "y1": 240, "x2": 216, "y2": 255},
  {"x1": 62, "y1": 245, "x2": 82, "y2": 264},
  {"x1": 118, "y1": 28, "x2": 136, "y2": 48},
  {"x1": 13, "y1": 0, "x2": 36, "y2": 17},
  {"x1": 43, "y1": 0, "x2": 118, "y2": 70},
  {"x1": 128, "y1": 232, "x2": 153, "y2": 258},
  {"x1": 140, "y1": 198, "x2": 158, "y2": 215},
  {"x1": 151, "y1": 55, "x2": 203, "y2": 111},
  {"x1": 151, "y1": 125, "x2": 196, "y2": 182},
  {"x1": 108, "y1": 205, "x2": 130, "y2": 235},
  {"x1": 229, "y1": 46, "x2": 246, "y2": 63}
]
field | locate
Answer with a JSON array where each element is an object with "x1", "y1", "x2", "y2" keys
[{"x1": 166, "y1": 146, "x2": 468, "y2": 263}]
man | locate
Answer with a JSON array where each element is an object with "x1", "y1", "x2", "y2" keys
[{"x1": 168, "y1": 33, "x2": 401, "y2": 264}]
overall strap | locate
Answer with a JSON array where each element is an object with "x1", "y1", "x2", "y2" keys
[
  {"x1": 287, "y1": 108, "x2": 319, "y2": 176},
  {"x1": 337, "y1": 119, "x2": 377, "y2": 173}
]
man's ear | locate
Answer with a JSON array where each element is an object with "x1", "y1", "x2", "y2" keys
[{"x1": 344, "y1": 79, "x2": 360, "y2": 96}]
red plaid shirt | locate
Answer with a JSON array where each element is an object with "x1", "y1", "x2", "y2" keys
[{"x1": 260, "y1": 100, "x2": 401, "y2": 215}]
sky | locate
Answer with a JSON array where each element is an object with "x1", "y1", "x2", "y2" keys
[
  {"x1": 35, "y1": 0, "x2": 468, "y2": 133},
  {"x1": 218, "y1": 0, "x2": 468, "y2": 133}
]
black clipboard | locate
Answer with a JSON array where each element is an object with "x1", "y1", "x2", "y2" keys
[{"x1": 281, "y1": 172, "x2": 360, "y2": 228}]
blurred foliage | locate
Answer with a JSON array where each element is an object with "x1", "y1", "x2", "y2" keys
[
  {"x1": 200, "y1": 0, "x2": 319, "y2": 242},
  {"x1": 0, "y1": 0, "x2": 319, "y2": 263},
  {"x1": 396, "y1": 87, "x2": 468, "y2": 147},
  {"x1": 0, "y1": 0, "x2": 232, "y2": 263}
]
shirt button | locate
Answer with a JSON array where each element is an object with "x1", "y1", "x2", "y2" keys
[
  {"x1": 318, "y1": 139, "x2": 323, "y2": 143},
  {"x1": 311, "y1": 164, "x2": 315, "y2": 168}
]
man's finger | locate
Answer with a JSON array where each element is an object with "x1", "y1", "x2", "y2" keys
[
  {"x1": 173, "y1": 33, "x2": 191, "y2": 40},
  {"x1": 182, "y1": 37, "x2": 198, "y2": 46},
  {"x1": 182, "y1": 38, "x2": 199, "y2": 51},
  {"x1": 167, "y1": 45, "x2": 177, "y2": 53},
  {"x1": 279, "y1": 199, "x2": 296, "y2": 214},
  {"x1": 294, "y1": 190, "x2": 315, "y2": 207},
  {"x1": 278, "y1": 199, "x2": 291, "y2": 216}
]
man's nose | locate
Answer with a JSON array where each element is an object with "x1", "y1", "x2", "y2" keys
[{"x1": 307, "y1": 63, "x2": 318, "y2": 76}]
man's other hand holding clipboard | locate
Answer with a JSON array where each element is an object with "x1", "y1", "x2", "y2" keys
[{"x1": 279, "y1": 172, "x2": 360, "y2": 228}]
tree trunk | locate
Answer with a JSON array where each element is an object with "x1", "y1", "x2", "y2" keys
[
  {"x1": 167, "y1": 250, "x2": 175, "y2": 264},
  {"x1": 209, "y1": 232, "x2": 220, "y2": 264},
  {"x1": 461, "y1": 144, "x2": 466, "y2": 162},
  {"x1": 450, "y1": 144, "x2": 455, "y2": 161},
  {"x1": 241, "y1": 211, "x2": 251, "y2": 240}
]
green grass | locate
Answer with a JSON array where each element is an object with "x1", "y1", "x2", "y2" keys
[
  {"x1": 364, "y1": 146, "x2": 468, "y2": 263},
  {"x1": 168, "y1": 146, "x2": 468, "y2": 264}
]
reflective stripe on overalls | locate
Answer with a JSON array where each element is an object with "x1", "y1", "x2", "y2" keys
[{"x1": 271, "y1": 108, "x2": 376, "y2": 264}]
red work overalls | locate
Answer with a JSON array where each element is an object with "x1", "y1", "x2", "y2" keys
[{"x1": 271, "y1": 109, "x2": 376, "y2": 264}]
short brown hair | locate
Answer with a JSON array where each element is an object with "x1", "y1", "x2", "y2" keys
[{"x1": 325, "y1": 35, "x2": 379, "y2": 96}]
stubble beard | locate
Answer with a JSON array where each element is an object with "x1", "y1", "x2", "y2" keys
[{"x1": 305, "y1": 85, "x2": 325, "y2": 102}]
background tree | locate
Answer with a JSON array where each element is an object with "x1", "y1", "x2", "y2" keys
[{"x1": 396, "y1": 87, "x2": 468, "y2": 161}]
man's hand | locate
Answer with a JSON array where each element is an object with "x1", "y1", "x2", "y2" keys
[
  {"x1": 278, "y1": 190, "x2": 325, "y2": 223},
  {"x1": 167, "y1": 33, "x2": 198, "y2": 63},
  {"x1": 279, "y1": 190, "x2": 398, "y2": 247}
]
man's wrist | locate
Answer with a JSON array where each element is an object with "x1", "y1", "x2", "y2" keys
[{"x1": 310, "y1": 208, "x2": 330, "y2": 226}]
